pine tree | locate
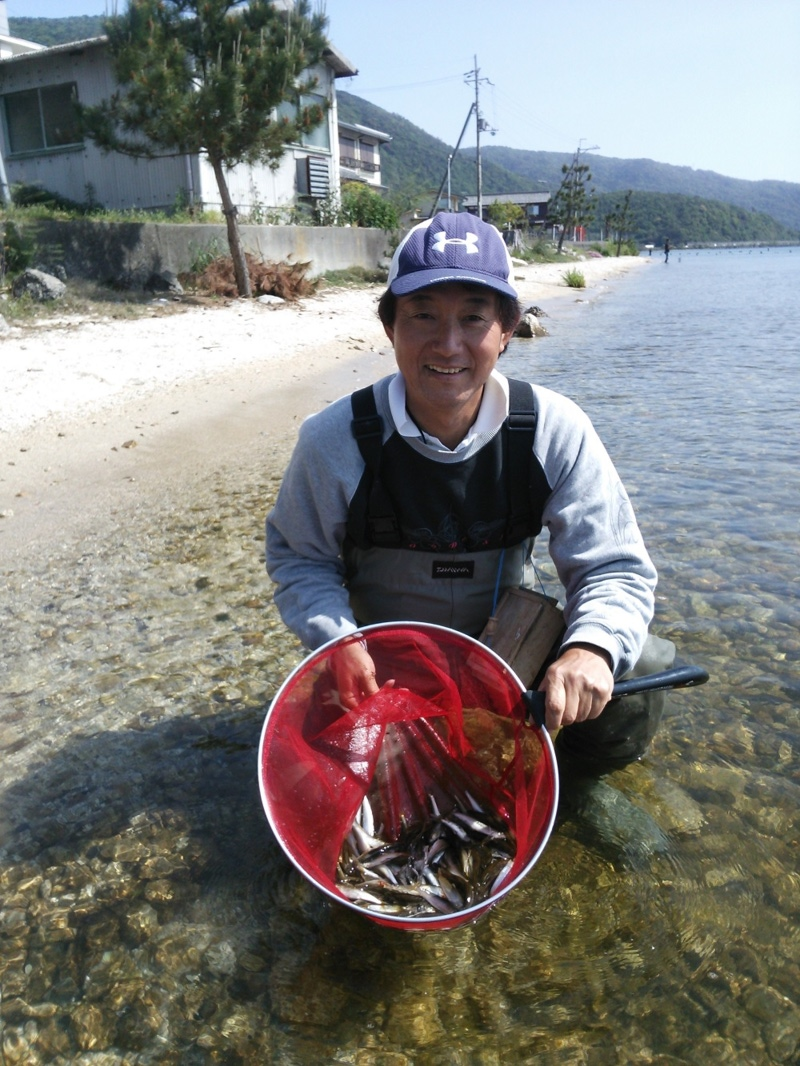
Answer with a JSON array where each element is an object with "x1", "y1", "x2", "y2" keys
[
  {"x1": 605, "y1": 189, "x2": 634, "y2": 256},
  {"x1": 80, "y1": 0, "x2": 328, "y2": 296},
  {"x1": 548, "y1": 153, "x2": 596, "y2": 253}
]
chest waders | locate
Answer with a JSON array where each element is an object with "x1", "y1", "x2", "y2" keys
[
  {"x1": 347, "y1": 380, "x2": 675, "y2": 772},
  {"x1": 346, "y1": 379, "x2": 550, "y2": 637}
]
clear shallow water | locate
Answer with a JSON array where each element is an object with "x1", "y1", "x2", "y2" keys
[{"x1": 1, "y1": 248, "x2": 799, "y2": 1064}]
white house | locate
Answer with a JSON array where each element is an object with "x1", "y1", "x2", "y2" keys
[
  {"x1": 338, "y1": 120, "x2": 391, "y2": 191},
  {"x1": 0, "y1": 1, "x2": 43, "y2": 59},
  {"x1": 0, "y1": 0, "x2": 42, "y2": 206},
  {"x1": 0, "y1": 21, "x2": 359, "y2": 217}
]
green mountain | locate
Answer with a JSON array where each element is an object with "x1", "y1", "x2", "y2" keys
[
  {"x1": 8, "y1": 16, "x2": 105, "y2": 46},
  {"x1": 339, "y1": 92, "x2": 800, "y2": 242},
  {"x1": 595, "y1": 190, "x2": 796, "y2": 246},
  {"x1": 337, "y1": 91, "x2": 529, "y2": 202},
  {"x1": 483, "y1": 146, "x2": 800, "y2": 235}
]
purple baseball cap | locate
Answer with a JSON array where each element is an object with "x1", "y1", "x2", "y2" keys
[{"x1": 387, "y1": 212, "x2": 518, "y2": 299}]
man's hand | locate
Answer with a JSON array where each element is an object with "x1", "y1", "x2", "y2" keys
[
  {"x1": 540, "y1": 643, "x2": 614, "y2": 732},
  {"x1": 331, "y1": 639, "x2": 381, "y2": 710}
]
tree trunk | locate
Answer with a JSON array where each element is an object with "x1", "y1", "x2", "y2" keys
[{"x1": 210, "y1": 155, "x2": 252, "y2": 298}]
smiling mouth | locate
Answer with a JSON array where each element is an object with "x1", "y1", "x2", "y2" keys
[{"x1": 426, "y1": 365, "x2": 464, "y2": 375}]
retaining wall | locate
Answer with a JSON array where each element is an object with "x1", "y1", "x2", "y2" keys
[{"x1": 27, "y1": 219, "x2": 391, "y2": 284}]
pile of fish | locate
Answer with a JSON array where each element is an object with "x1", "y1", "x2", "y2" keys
[{"x1": 336, "y1": 791, "x2": 517, "y2": 917}]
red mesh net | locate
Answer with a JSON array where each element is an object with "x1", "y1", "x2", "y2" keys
[{"x1": 259, "y1": 624, "x2": 556, "y2": 922}]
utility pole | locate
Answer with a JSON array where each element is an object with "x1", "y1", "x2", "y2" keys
[
  {"x1": 0, "y1": 127, "x2": 10, "y2": 205},
  {"x1": 577, "y1": 140, "x2": 600, "y2": 165},
  {"x1": 429, "y1": 103, "x2": 475, "y2": 219},
  {"x1": 572, "y1": 140, "x2": 599, "y2": 240},
  {"x1": 464, "y1": 56, "x2": 495, "y2": 218},
  {"x1": 0, "y1": 1, "x2": 9, "y2": 203},
  {"x1": 472, "y1": 56, "x2": 482, "y2": 217}
]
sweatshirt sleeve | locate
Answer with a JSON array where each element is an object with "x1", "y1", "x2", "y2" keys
[
  {"x1": 265, "y1": 395, "x2": 366, "y2": 650},
  {"x1": 533, "y1": 386, "x2": 657, "y2": 676}
]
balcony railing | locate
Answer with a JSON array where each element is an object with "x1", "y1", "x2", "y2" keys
[{"x1": 339, "y1": 155, "x2": 380, "y2": 173}]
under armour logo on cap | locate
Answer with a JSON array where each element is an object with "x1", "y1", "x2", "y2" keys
[
  {"x1": 432, "y1": 231, "x2": 479, "y2": 255},
  {"x1": 387, "y1": 211, "x2": 517, "y2": 299}
]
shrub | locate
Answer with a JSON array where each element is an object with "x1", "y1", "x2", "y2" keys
[
  {"x1": 515, "y1": 238, "x2": 563, "y2": 264},
  {"x1": 11, "y1": 182, "x2": 85, "y2": 213},
  {"x1": 619, "y1": 238, "x2": 640, "y2": 256},
  {"x1": 590, "y1": 239, "x2": 640, "y2": 258},
  {"x1": 1, "y1": 220, "x2": 34, "y2": 276},
  {"x1": 187, "y1": 237, "x2": 228, "y2": 275},
  {"x1": 339, "y1": 182, "x2": 398, "y2": 230},
  {"x1": 562, "y1": 268, "x2": 586, "y2": 289}
]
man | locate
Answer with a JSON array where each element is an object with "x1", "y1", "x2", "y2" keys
[{"x1": 266, "y1": 212, "x2": 667, "y2": 763}]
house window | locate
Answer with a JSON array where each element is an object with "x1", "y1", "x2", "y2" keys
[
  {"x1": 298, "y1": 93, "x2": 329, "y2": 150},
  {"x1": 359, "y1": 139, "x2": 379, "y2": 173},
  {"x1": 276, "y1": 92, "x2": 330, "y2": 151},
  {"x1": 3, "y1": 82, "x2": 82, "y2": 154},
  {"x1": 339, "y1": 134, "x2": 357, "y2": 166}
]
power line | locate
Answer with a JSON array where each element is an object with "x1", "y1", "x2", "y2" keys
[
  {"x1": 490, "y1": 84, "x2": 578, "y2": 153},
  {"x1": 341, "y1": 72, "x2": 466, "y2": 94}
]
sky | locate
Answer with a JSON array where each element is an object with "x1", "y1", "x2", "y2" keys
[{"x1": 10, "y1": 0, "x2": 800, "y2": 184}]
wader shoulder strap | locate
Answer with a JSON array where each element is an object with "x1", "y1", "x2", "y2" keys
[
  {"x1": 350, "y1": 386, "x2": 402, "y2": 546},
  {"x1": 505, "y1": 378, "x2": 546, "y2": 539},
  {"x1": 351, "y1": 380, "x2": 543, "y2": 548}
]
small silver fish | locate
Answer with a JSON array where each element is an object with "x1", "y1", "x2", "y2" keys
[{"x1": 336, "y1": 786, "x2": 517, "y2": 918}]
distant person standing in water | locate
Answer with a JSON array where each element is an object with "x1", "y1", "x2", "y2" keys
[{"x1": 664, "y1": 238, "x2": 671, "y2": 262}]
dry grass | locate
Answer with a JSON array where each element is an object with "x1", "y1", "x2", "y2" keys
[
  {"x1": 0, "y1": 277, "x2": 218, "y2": 332},
  {"x1": 0, "y1": 254, "x2": 320, "y2": 332},
  {"x1": 190, "y1": 254, "x2": 318, "y2": 300}
]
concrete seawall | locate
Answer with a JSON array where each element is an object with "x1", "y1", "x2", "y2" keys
[{"x1": 26, "y1": 218, "x2": 391, "y2": 284}]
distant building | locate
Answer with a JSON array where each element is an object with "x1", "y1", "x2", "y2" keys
[
  {"x1": 0, "y1": 25, "x2": 360, "y2": 216},
  {"x1": 338, "y1": 120, "x2": 391, "y2": 191},
  {"x1": 462, "y1": 191, "x2": 550, "y2": 230},
  {"x1": 0, "y1": 1, "x2": 43, "y2": 59}
]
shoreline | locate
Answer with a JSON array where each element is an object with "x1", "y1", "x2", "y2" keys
[{"x1": 0, "y1": 254, "x2": 650, "y2": 565}]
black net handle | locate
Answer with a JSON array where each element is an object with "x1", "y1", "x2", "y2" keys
[{"x1": 523, "y1": 664, "x2": 710, "y2": 728}]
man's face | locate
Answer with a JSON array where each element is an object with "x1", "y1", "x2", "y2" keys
[{"x1": 384, "y1": 283, "x2": 514, "y2": 442}]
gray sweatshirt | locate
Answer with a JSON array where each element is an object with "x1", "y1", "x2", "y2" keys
[{"x1": 266, "y1": 371, "x2": 656, "y2": 676}]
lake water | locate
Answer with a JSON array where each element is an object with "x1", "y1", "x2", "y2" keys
[{"x1": 1, "y1": 247, "x2": 799, "y2": 1064}]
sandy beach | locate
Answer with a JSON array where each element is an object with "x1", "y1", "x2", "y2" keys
[{"x1": 0, "y1": 254, "x2": 650, "y2": 565}]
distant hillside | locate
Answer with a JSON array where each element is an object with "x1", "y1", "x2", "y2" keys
[
  {"x1": 483, "y1": 146, "x2": 800, "y2": 235},
  {"x1": 595, "y1": 191, "x2": 797, "y2": 246},
  {"x1": 340, "y1": 92, "x2": 800, "y2": 239},
  {"x1": 337, "y1": 91, "x2": 531, "y2": 201},
  {"x1": 8, "y1": 16, "x2": 105, "y2": 46}
]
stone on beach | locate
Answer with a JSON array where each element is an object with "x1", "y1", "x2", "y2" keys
[{"x1": 11, "y1": 268, "x2": 66, "y2": 302}]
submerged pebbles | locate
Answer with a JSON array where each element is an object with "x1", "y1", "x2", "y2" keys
[{"x1": 1, "y1": 435, "x2": 800, "y2": 1061}]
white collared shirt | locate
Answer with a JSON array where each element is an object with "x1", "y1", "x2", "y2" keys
[{"x1": 387, "y1": 368, "x2": 510, "y2": 453}]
